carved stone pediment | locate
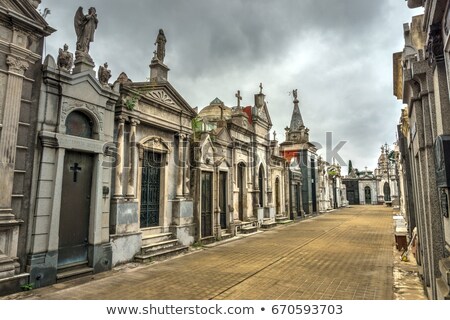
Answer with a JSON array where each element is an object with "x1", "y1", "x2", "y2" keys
[
  {"x1": 145, "y1": 90, "x2": 176, "y2": 107},
  {"x1": 139, "y1": 136, "x2": 171, "y2": 155}
]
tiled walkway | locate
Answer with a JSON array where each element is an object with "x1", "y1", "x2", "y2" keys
[{"x1": 5, "y1": 205, "x2": 394, "y2": 300}]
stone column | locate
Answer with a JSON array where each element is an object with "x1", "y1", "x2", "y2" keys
[
  {"x1": 176, "y1": 133, "x2": 186, "y2": 198},
  {"x1": 127, "y1": 118, "x2": 139, "y2": 199},
  {"x1": 114, "y1": 116, "x2": 126, "y2": 198},
  {"x1": 0, "y1": 56, "x2": 29, "y2": 218}
]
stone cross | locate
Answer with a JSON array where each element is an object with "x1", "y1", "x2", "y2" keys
[
  {"x1": 70, "y1": 162, "x2": 82, "y2": 182},
  {"x1": 235, "y1": 90, "x2": 242, "y2": 108}
]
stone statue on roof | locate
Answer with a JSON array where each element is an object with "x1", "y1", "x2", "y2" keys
[
  {"x1": 74, "y1": 6, "x2": 98, "y2": 62},
  {"x1": 154, "y1": 29, "x2": 166, "y2": 62},
  {"x1": 98, "y1": 62, "x2": 111, "y2": 85},
  {"x1": 293, "y1": 89, "x2": 298, "y2": 100},
  {"x1": 57, "y1": 43, "x2": 73, "y2": 72}
]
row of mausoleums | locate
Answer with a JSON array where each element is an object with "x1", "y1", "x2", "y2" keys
[
  {"x1": 393, "y1": 0, "x2": 450, "y2": 299},
  {"x1": 0, "y1": 0, "x2": 348, "y2": 294}
]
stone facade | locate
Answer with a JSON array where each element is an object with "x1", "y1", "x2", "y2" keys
[
  {"x1": 26, "y1": 48, "x2": 119, "y2": 288},
  {"x1": 193, "y1": 89, "x2": 279, "y2": 241},
  {"x1": 0, "y1": 0, "x2": 54, "y2": 294},
  {"x1": 393, "y1": 0, "x2": 450, "y2": 299},
  {"x1": 110, "y1": 43, "x2": 197, "y2": 263},
  {"x1": 343, "y1": 147, "x2": 399, "y2": 206},
  {"x1": 280, "y1": 92, "x2": 319, "y2": 216}
]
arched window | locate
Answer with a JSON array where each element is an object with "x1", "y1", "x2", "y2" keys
[{"x1": 66, "y1": 111, "x2": 93, "y2": 138}]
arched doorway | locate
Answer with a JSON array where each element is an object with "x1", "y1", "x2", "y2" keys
[{"x1": 364, "y1": 186, "x2": 371, "y2": 204}]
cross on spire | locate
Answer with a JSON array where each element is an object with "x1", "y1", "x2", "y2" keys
[{"x1": 235, "y1": 90, "x2": 242, "y2": 108}]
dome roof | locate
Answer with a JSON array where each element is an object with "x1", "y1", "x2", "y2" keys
[{"x1": 198, "y1": 97, "x2": 232, "y2": 121}]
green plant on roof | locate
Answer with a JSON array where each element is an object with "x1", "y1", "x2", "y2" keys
[{"x1": 125, "y1": 93, "x2": 139, "y2": 111}]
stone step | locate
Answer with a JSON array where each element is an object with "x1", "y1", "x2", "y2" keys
[
  {"x1": 261, "y1": 221, "x2": 277, "y2": 229},
  {"x1": 221, "y1": 233, "x2": 233, "y2": 241},
  {"x1": 135, "y1": 245, "x2": 189, "y2": 263},
  {"x1": 141, "y1": 226, "x2": 164, "y2": 237},
  {"x1": 200, "y1": 236, "x2": 215, "y2": 245},
  {"x1": 142, "y1": 232, "x2": 173, "y2": 246},
  {"x1": 240, "y1": 225, "x2": 258, "y2": 234},
  {"x1": 277, "y1": 219, "x2": 293, "y2": 225},
  {"x1": 141, "y1": 239, "x2": 179, "y2": 255},
  {"x1": 56, "y1": 266, "x2": 93, "y2": 282},
  {"x1": 275, "y1": 215, "x2": 289, "y2": 222}
]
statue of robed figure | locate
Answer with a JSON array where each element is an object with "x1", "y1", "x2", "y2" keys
[{"x1": 74, "y1": 6, "x2": 98, "y2": 63}]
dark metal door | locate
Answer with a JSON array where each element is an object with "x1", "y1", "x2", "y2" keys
[
  {"x1": 219, "y1": 172, "x2": 227, "y2": 229},
  {"x1": 365, "y1": 186, "x2": 371, "y2": 204},
  {"x1": 140, "y1": 151, "x2": 161, "y2": 228},
  {"x1": 238, "y1": 163, "x2": 245, "y2": 221},
  {"x1": 201, "y1": 171, "x2": 212, "y2": 237},
  {"x1": 348, "y1": 191, "x2": 355, "y2": 204},
  {"x1": 58, "y1": 151, "x2": 93, "y2": 267},
  {"x1": 296, "y1": 183, "x2": 301, "y2": 217},
  {"x1": 275, "y1": 178, "x2": 280, "y2": 215}
]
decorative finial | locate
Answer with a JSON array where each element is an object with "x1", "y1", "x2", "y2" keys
[
  {"x1": 235, "y1": 90, "x2": 242, "y2": 108},
  {"x1": 259, "y1": 82, "x2": 263, "y2": 94}
]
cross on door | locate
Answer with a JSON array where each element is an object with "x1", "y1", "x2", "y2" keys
[{"x1": 70, "y1": 162, "x2": 82, "y2": 182}]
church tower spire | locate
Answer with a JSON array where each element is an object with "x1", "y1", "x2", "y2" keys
[
  {"x1": 286, "y1": 89, "x2": 309, "y2": 143},
  {"x1": 289, "y1": 89, "x2": 304, "y2": 131}
]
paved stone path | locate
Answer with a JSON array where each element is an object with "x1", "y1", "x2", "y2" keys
[{"x1": 6, "y1": 205, "x2": 394, "y2": 300}]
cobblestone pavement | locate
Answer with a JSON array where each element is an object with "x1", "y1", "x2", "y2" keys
[{"x1": 5, "y1": 205, "x2": 395, "y2": 300}]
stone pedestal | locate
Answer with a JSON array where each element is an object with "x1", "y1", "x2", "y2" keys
[
  {"x1": 171, "y1": 199, "x2": 194, "y2": 245},
  {"x1": 73, "y1": 57, "x2": 95, "y2": 74},
  {"x1": 110, "y1": 200, "x2": 139, "y2": 234}
]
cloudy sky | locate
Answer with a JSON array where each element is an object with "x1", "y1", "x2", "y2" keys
[{"x1": 40, "y1": 0, "x2": 422, "y2": 172}]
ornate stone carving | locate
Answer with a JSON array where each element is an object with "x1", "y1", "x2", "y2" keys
[
  {"x1": 140, "y1": 136, "x2": 171, "y2": 154},
  {"x1": 74, "y1": 7, "x2": 98, "y2": 63},
  {"x1": 427, "y1": 23, "x2": 444, "y2": 66},
  {"x1": 57, "y1": 44, "x2": 73, "y2": 72},
  {"x1": 61, "y1": 100, "x2": 104, "y2": 132},
  {"x1": 6, "y1": 56, "x2": 29, "y2": 75},
  {"x1": 98, "y1": 62, "x2": 111, "y2": 85},
  {"x1": 146, "y1": 90, "x2": 176, "y2": 106}
]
